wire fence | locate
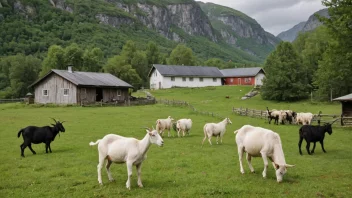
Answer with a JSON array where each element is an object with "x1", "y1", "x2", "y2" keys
[{"x1": 0, "y1": 98, "x2": 25, "y2": 103}]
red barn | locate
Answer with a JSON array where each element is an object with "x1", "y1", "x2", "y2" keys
[{"x1": 220, "y1": 67, "x2": 265, "y2": 86}]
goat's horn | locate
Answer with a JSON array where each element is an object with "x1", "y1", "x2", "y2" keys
[
  {"x1": 61, "y1": 121, "x2": 65, "y2": 123},
  {"x1": 143, "y1": 127, "x2": 151, "y2": 131},
  {"x1": 51, "y1": 118, "x2": 57, "y2": 123},
  {"x1": 331, "y1": 118, "x2": 339, "y2": 125}
]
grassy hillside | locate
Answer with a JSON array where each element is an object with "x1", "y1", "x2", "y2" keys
[
  {"x1": 0, "y1": 0, "x2": 265, "y2": 63},
  {"x1": 1, "y1": 86, "x2": 350, "y2": 197}
]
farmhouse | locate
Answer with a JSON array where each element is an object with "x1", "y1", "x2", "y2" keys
[
  {"x1": 333, "y1": 93, "x2": 352, "y2": 125},
  {"x1": 30, "y1": 67, "x2": 133, "y2": 104},
  {"x1": 220, "y1": 67, "x2": 265, "y2": 86},
  {"x1": 148, "y1": 64, "x2": 223, "y2": 90}
]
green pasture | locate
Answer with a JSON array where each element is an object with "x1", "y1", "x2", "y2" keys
[{"x1": 0, "y1": 86, "x2": 351, "y2": 197}]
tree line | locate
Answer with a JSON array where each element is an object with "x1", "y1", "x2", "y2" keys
[
  {"x1": 261, "y1": 0, "x2": 352, "y2": 101},
  {"x1": 0, "y1": 41, "x2": 258, "y2": 99}
]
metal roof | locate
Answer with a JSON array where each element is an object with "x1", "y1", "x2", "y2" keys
[
  {"x1": 333, "y1": 93, "x2": 352, "y2": 101},
  {"x1": 148, "y1": 64, "x2": 223, "y2": 77},
  {"x1": 30, "y1": 69, "x2": 133, "y2": 88},
  {"x1": 220, "y1": 67, "x2": 264, "y2": 77}
]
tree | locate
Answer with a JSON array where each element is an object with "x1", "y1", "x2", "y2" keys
[
  {"x1": 82, "y1": 47, "x2": 104, "y2": 72},
  {"x1": 121, "y1": 40, "x2": 137, "y2": 64},
  {"x1": 40, "y1": 45, "x2": 65, "y2": 77},
  {"x1": 131, "y1": 51, "x2": 148, "y2": 87},
  {"x1": 313, "y1": 0, "x2": 352, "y2": 99},
  {"x1": 261, "y1": 42, "x2": 309, "y2": 101},
  {"x1": 64, "y1": 43, "x2": 84, "y2": 70},
  {"x1": 204, "y1": 58, "x2": 225, "y2": 68},
  {"x1": 103, "y1": 55, "x2": 142, "y2": 89},
  {"x1": 145, "y1": 41, "x2": 160, "y2": 66},
  {"x1": 168, "y1": 44, "x2": 197, "y2": 66}
]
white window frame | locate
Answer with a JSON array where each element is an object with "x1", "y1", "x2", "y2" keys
[
  {"x1": 117, "y1": 89, "x2": 122, "y2": 96},
  {"x1": 42, "y1": 89, "x2": 49, "y2": 96},
  {"x1": 199, "y1": 77, "x2": 203, "y2": 82},
  {"x1": 213, "y1": 78, "x2": 217, "y2": 82},
  {"x1": 171, "y1": 77, "x2": 175, "y2": 81},
  {"x1": 63, "y1": 88, "x2": 69, "y2": 96},
  {"x1": 189, "y1": 77, "x2": 193, "y2": 82}
]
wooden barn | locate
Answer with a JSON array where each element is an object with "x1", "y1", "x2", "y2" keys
[
  {"x1": 333, "y1": 93, "x2": 352, "y2": 125},
  {"x1": 30, "y1": 67, "x2": 133, "y2": 104},
  {"x1": 220, "y1": 67, "x2": 265, "y2": 86}
]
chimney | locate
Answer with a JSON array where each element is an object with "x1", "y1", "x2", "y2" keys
[{"x1": 68, "y1": 66, "x2": 73, "y2": 73}]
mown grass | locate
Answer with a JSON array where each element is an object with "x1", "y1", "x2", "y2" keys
[{"x1": 0, "y1": 86, "x2": 351, "y2": 197}]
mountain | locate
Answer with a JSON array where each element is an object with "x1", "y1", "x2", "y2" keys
[
  {"x1": 0, "y1": 0, "x2": 279, "y2": 63},
  {"x1": 198, "y1": 2, "x2": 281, "y2": 59},
  {"x1": 277, "y1": 8, "x2": 329, "y2": 42}
]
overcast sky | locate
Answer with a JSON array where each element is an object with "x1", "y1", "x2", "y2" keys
[{"x1": 199, "y1": 0, "x2": 326, "y2": 36}]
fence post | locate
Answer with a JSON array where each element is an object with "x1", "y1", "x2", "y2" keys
[
  {"x1": 246, "y1": 108, "x2": 248, "y2": 116},
  {"x1": 341, "y1": 114, "x2": 344, "y2": 126},
  {"x1": 260, "y1": 110, "x2": 263, "y2": 119}
]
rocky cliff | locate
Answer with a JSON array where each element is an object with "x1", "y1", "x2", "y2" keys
[{"x1": 277, "y1": 8, "x2": 329, "y2": 42}]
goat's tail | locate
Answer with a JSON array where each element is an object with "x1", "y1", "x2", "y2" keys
[
  {"x1": 17, "y1": 129, "x2": 23, "y2": 138},
  {"x1": 89, "y1": 139, "x2": 101, "y2": 146},
  {"x1": 233, "y1": 130, "x2": 239, "y2": 134}
]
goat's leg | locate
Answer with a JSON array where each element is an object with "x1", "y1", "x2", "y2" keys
[
  {"x1": 106, "y1": 159, "x2": 114, "y2": 182},
  {"x1": 238, "y1": 146, "x2": 245, "y2": 174},
  {"x1": 260, "y1": 152, "x2": 269, "y2": 178},
  {"x1": 97, "y1": 155, "x2": 105, "y2": 185},
  {"x1": 201, "y1": 135, "x2": 207, "y2": 146},
  {"x1": 246, "y1": 153, "x2": 255, "y2": 173},
  {"x1": 298, "y1": 137, "x2": 304, "y2": 155},
  {"x1": 311, "y1": 142, "x2": 316, "y2": 154},
  {"x1": 136, "y1": 163, "x2": 143, "y2": 188},
  {"x1": 320, "y1": 140, "x2": 327, "y2": 153},
  {"x1": 216, "y1": 135, "x2": 219, "y2": 144},
  {"x1": 306, "y1": 141, "x2": 311, "y2": 155},
  {"x1": 48, "y1": 143, "x2": 52, "y2": 153},
  {"x1": 207, "y1": 135, "x2": 212, "y2": 145},
  {"x1": 126, "y1": 161, "x2": 133, "y2": 190},
  {"x1": 20, "y1": 143, "x2": 26, "y2": 157},
  {"x1": 28, "y1": 144, "x2": 36, "y2": 155}
]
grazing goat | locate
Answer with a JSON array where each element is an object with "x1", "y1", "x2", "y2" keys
[
  {"x1": 295, "y1": 113, "x2": 314, "y2": 125},
  {"x1": 234, "y1": 125, "x2": 295, "y2": 182},
  {"x1": 266, "y1": 107, "x2": 280, "y2": 125},
  {"x1": 156, "y1": 116, "x2": 174, "y2": 137},
  {"x1": 202, "y1": 117, "x2": 232, "y2": 145},
  {"x1": 176, "y1": 119, "x2": 192, "y2": 137},
  {"x1": 298, "y1": 120, "x2": 337, "y2": 155},
  {"x1": 89, "y1": 127, "x2": 164, "y2": 189},
  {"x1": 17, "y1": 118, "x2": 65, "y2": 157}
]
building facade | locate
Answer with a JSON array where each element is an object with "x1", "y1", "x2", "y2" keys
[{"x1": 221, "y1": 67, "x2": 265, "y2": 86}]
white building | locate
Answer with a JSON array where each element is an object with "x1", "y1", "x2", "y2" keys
[{"x1": 148, "y1": 64, "x2": 223, "y2": 90}]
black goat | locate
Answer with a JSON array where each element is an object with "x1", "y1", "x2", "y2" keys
[
  {"x1": 298, "y1": 120, "x2": 337, "y2": 155},
  {"x1": 17, "y1": 118, "x2": 66, "y2": 157}
]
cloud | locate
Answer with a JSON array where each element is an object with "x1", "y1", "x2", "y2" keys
[{"x1": 199, "y1": 0, "x2": 326, "y2": 35}]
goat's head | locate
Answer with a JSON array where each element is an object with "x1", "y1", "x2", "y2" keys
[
  {"x1": 145, "y1": 127, "x2": 164, "y2": 147},
  {"x1": 274, "y1": 164, "x2": 295, "y2": 183},
  {"x1": 292, "y1": 111, "x2": 297, "y2": 118},
  {"x1": 324, "y1": 119, "x2": 338, "y2": 135},
  {"x1": 51, "y1": 118, "x2": 66, "y2": 132},
  {"x1": 167, "y1": 116, "x2": 174, "y2": 121},
  {"x1": 225, "y1": 117, "x2": 232, "y2": 124}
]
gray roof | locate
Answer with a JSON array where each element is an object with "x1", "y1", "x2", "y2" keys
[
  {"x1": 30, "y1": 70, "x2": 133, "y2": 88},
  {"x1": 148, "y1": 64, "x2": 223, "y2": 77},
  {"x1": 220, "y1": 67, "x2": 265, "y2": 77},
  {"x1": 333, "y1": 93, "x2": 352, "y2": 101}
]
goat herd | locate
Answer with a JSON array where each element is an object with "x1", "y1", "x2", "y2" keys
[{"x1": 17, "y1": 108, "x2": 338, "y2": 189}]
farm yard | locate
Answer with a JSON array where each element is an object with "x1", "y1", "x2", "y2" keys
[{"x1": 0, "y1": 86, "x2": 351, "y2": 197}]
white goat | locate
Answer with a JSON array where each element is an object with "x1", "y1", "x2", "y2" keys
[
  {"x1": 89, "y1": 128, "x2": 164, "y2": 189},
  {"x1": 156, "y1": 116, "x2": 174, "y2": 137},
  {"x1": 202, "y1": 117, "x2": 232, "y2": 145},
  {"x1": 234, "y1": 125, "x2": 295, "y2": 182},
  {"x1": 176, "y1": 118, "x2": 192, "y2": 137},
  {"x1": 296, "y1": 113, "x2": 314, "y2": 125}
]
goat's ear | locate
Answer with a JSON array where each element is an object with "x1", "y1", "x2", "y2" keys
[
  {"x1": 145, "y1": 129, "x2": 150, "y2": 133},
  {"x1": 51, "y1": 124, "x2": 55, "y2": 127},
  {"x1": 285, "y1": 164, "x2": 295, "y2": 168},
  {"x1": 275, "y1": 163, "x2": 280, "y2": 170}
]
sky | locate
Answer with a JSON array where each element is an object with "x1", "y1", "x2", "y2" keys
[{"x1": 199, "y1": 0, "x2": 326, "y2": 36}]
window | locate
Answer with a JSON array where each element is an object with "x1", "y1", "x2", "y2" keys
[
  {"x1": 213, "y1": 78, "x2": 217, "y2": 82},
  {"x1": 182, "y1": 77, "x2": 186, "y2": 82},
  {"x1": 117, "y1": 90, "x2": 121, "y2": 96},
  {"x1": 245, "y1": 78, "x2": 251, "y2": 83},
  {"x1": 171, "y1": 77, "x2": 175, "y2": 81},
  {"x1": 230, "y1": 78, "x2": 233, "y2": 83},
  {"x1": 63, "y1": 89, "x2": 69, "y2": 96},
  {"x1": 189, "y1": 77, "x2": 193, "y2": 81},
  {"x1": 43, "y1": 89, "x2": 48, "y2": 96},
  {"x1": 199, "y1": 77, "x2": 203, "y2": 82}
]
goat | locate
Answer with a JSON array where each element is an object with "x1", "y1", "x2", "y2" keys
[
  {"x1": 176, "y1": 119, "x2": 192, "y2": 137},
  {"x1": 296, "y1": 113, "x2": 314, "y2": 125},
  {"x1": 266, "y1": 107, "x2": 280, "y2": 125},
  {"x1": 202, "y1": 117, "x2": 232, "y2": 145},
  {"x1": 156, "y1": 116, "x2": 174, "y2": 137},
  {"x1": 298, "y1": 119, "x2": 337, "y2": 155},
  {"x1": 17, "y1": 118, "x2": 65, "y2": 157},
  {"x1": 234, "y1": 125, "x2": 295, "y2": 182},
  {"x1": 89, "y1": 127, "x2": 164, "y2": 189}
]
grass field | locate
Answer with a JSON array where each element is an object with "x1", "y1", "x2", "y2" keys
[{"x1": 0, "y1": 86, "x2": 351, "y2": 197}]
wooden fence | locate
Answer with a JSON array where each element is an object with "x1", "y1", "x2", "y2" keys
[
  {"x1": 81, "y1": 98, "x2": 156, "y2": 107},
  {"x1": 232, "y1": 107, "x2": 351, "y2": 126},
  {"x1": 0, "y1": 98, "x2": 25, "y2": 103},
  {"x1": 157, "y1": 99, "x2": 224, "y2": 119}
]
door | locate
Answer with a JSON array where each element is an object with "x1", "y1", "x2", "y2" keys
[
  {"x1": 159, "y1": 82, "x2": 161, "y2": 89},
  {"x1": 96, "y1": 88, "x2": 103, "y2": 102},
  {"x1": 238, "y1": 78, "x2": 241, "y2": 85}
]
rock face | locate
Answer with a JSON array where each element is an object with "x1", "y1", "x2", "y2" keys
[{"x1": 277, "y1": 9, "x2": 329, "y2": 42}]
